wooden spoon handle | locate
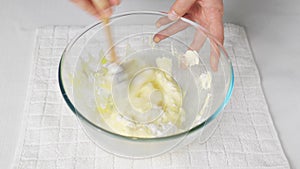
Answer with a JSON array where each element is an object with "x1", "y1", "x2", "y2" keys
[{"x1": 103, "y1": 18, "x2": 118, "y2": 62}]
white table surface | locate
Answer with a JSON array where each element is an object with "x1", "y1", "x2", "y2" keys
[{"x1": 0, "y1": 0, "x2": 299, "y2": 168}]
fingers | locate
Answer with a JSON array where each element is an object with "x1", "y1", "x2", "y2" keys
[
  {"x1": 71, "y1": 0, "x2": 99, "y2": 17},
  {"x1": 168, "y1": 0, "x2": 196, "y2": 20},
  {"x1": 155, "y1": 16, "x2": 173, "y2": 28},
  {"x1": 157, "y1": 0, "x2": 224, "y2": 71},
  {"x1": 70, "y1": 0, "x2": 120, "y2": 19},
  {"x1": 209, "y1": 42, "x2": 220, "y2": 71},
  {"x1": 198, "y1": 0, "x2": 223, "y2": 10},
  {"x1": 205, "y1": 7, "x2": 224, "y2": 44},
  {"x1": 204, "y1": 5, "x2": 224, "y2": 71},
  {"x1": 153, "y1": 19, "x2": 190, "y2": 43},
  {"x1": 109, "y1": 0, "x2": 120, "y2": 5},
  {"x1": 189, "y1": 29, "x2": 207, "y2": 51},
  {"x1": 208, "y1": 15, "x2": 223, "y2": 71},
  {"x1": 198, "y1": 0, "x2": 224, "y2": 44},
  {"x1": 91, "y1": 0, "x2": 112, "y2": 18}
]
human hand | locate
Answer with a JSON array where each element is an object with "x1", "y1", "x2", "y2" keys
[
  {"x1": 70, "y1": 0, "x2": 120, "y2": 19},
  {"x1": 154, "y1": 0, "x2": 224, "y2": 71}
]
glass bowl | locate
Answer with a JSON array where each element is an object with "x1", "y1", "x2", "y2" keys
[{"x1": 59, "y1": 11, "x2": 234, "y2": 158}]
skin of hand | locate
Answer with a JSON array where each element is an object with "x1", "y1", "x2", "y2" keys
[
  {"x1": 155, "y1": 0, "x2": 224, "y2": 71},
  {"x1": 70, "y1": 0, "x2": 120, "y2": 19},
  {"x1": 70, "y1": 0, "x2": 224, "y2": 71}
]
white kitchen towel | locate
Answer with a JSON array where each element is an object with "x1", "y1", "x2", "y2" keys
[{"x1": 13, "y1": 24, "x2": 290, "y2": 169}]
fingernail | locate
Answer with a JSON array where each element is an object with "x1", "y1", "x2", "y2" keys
[
  {"x1": 168, "y1": 10, "x2": 179, "y2": 21},
  {"x1": 154, "y1": 36, "x2": 160, "y2": 43}
]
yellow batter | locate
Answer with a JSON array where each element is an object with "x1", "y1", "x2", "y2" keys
[{"x1": 94, "y1": 57, "x2": 185, "y2": 138}]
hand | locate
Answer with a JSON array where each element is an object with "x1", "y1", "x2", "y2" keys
[
  {"x1": 70, "y1": 0, "x2": 120, "y2": 19},
  {"x1": 154, "y1": 0, "x2": 224, "y2": 71}
]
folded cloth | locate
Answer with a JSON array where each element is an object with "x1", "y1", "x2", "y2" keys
[{"x1": 13, "y1": 24, "x2": 290, "y2": 169}]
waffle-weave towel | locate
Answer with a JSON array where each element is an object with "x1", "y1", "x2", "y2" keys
[{"x1": 13, "y1": 24, "x2": 290, "y2": 169}]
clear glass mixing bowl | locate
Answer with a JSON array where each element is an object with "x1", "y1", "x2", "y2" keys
[{"x1": 59, "y1": 11, "x2": 234, "y2": 158}]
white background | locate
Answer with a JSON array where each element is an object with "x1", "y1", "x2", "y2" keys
[{"x1": 0, "y1": 0, "x2": 299, "y2": 168}]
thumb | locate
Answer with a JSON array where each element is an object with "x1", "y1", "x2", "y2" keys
[{"x1": 168, "y1": 0, "x2": 196, "y2": 20}]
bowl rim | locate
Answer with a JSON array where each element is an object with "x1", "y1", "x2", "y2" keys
[{"x1": 58, "y1": 10, "x2": 234, "y2": 141}]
